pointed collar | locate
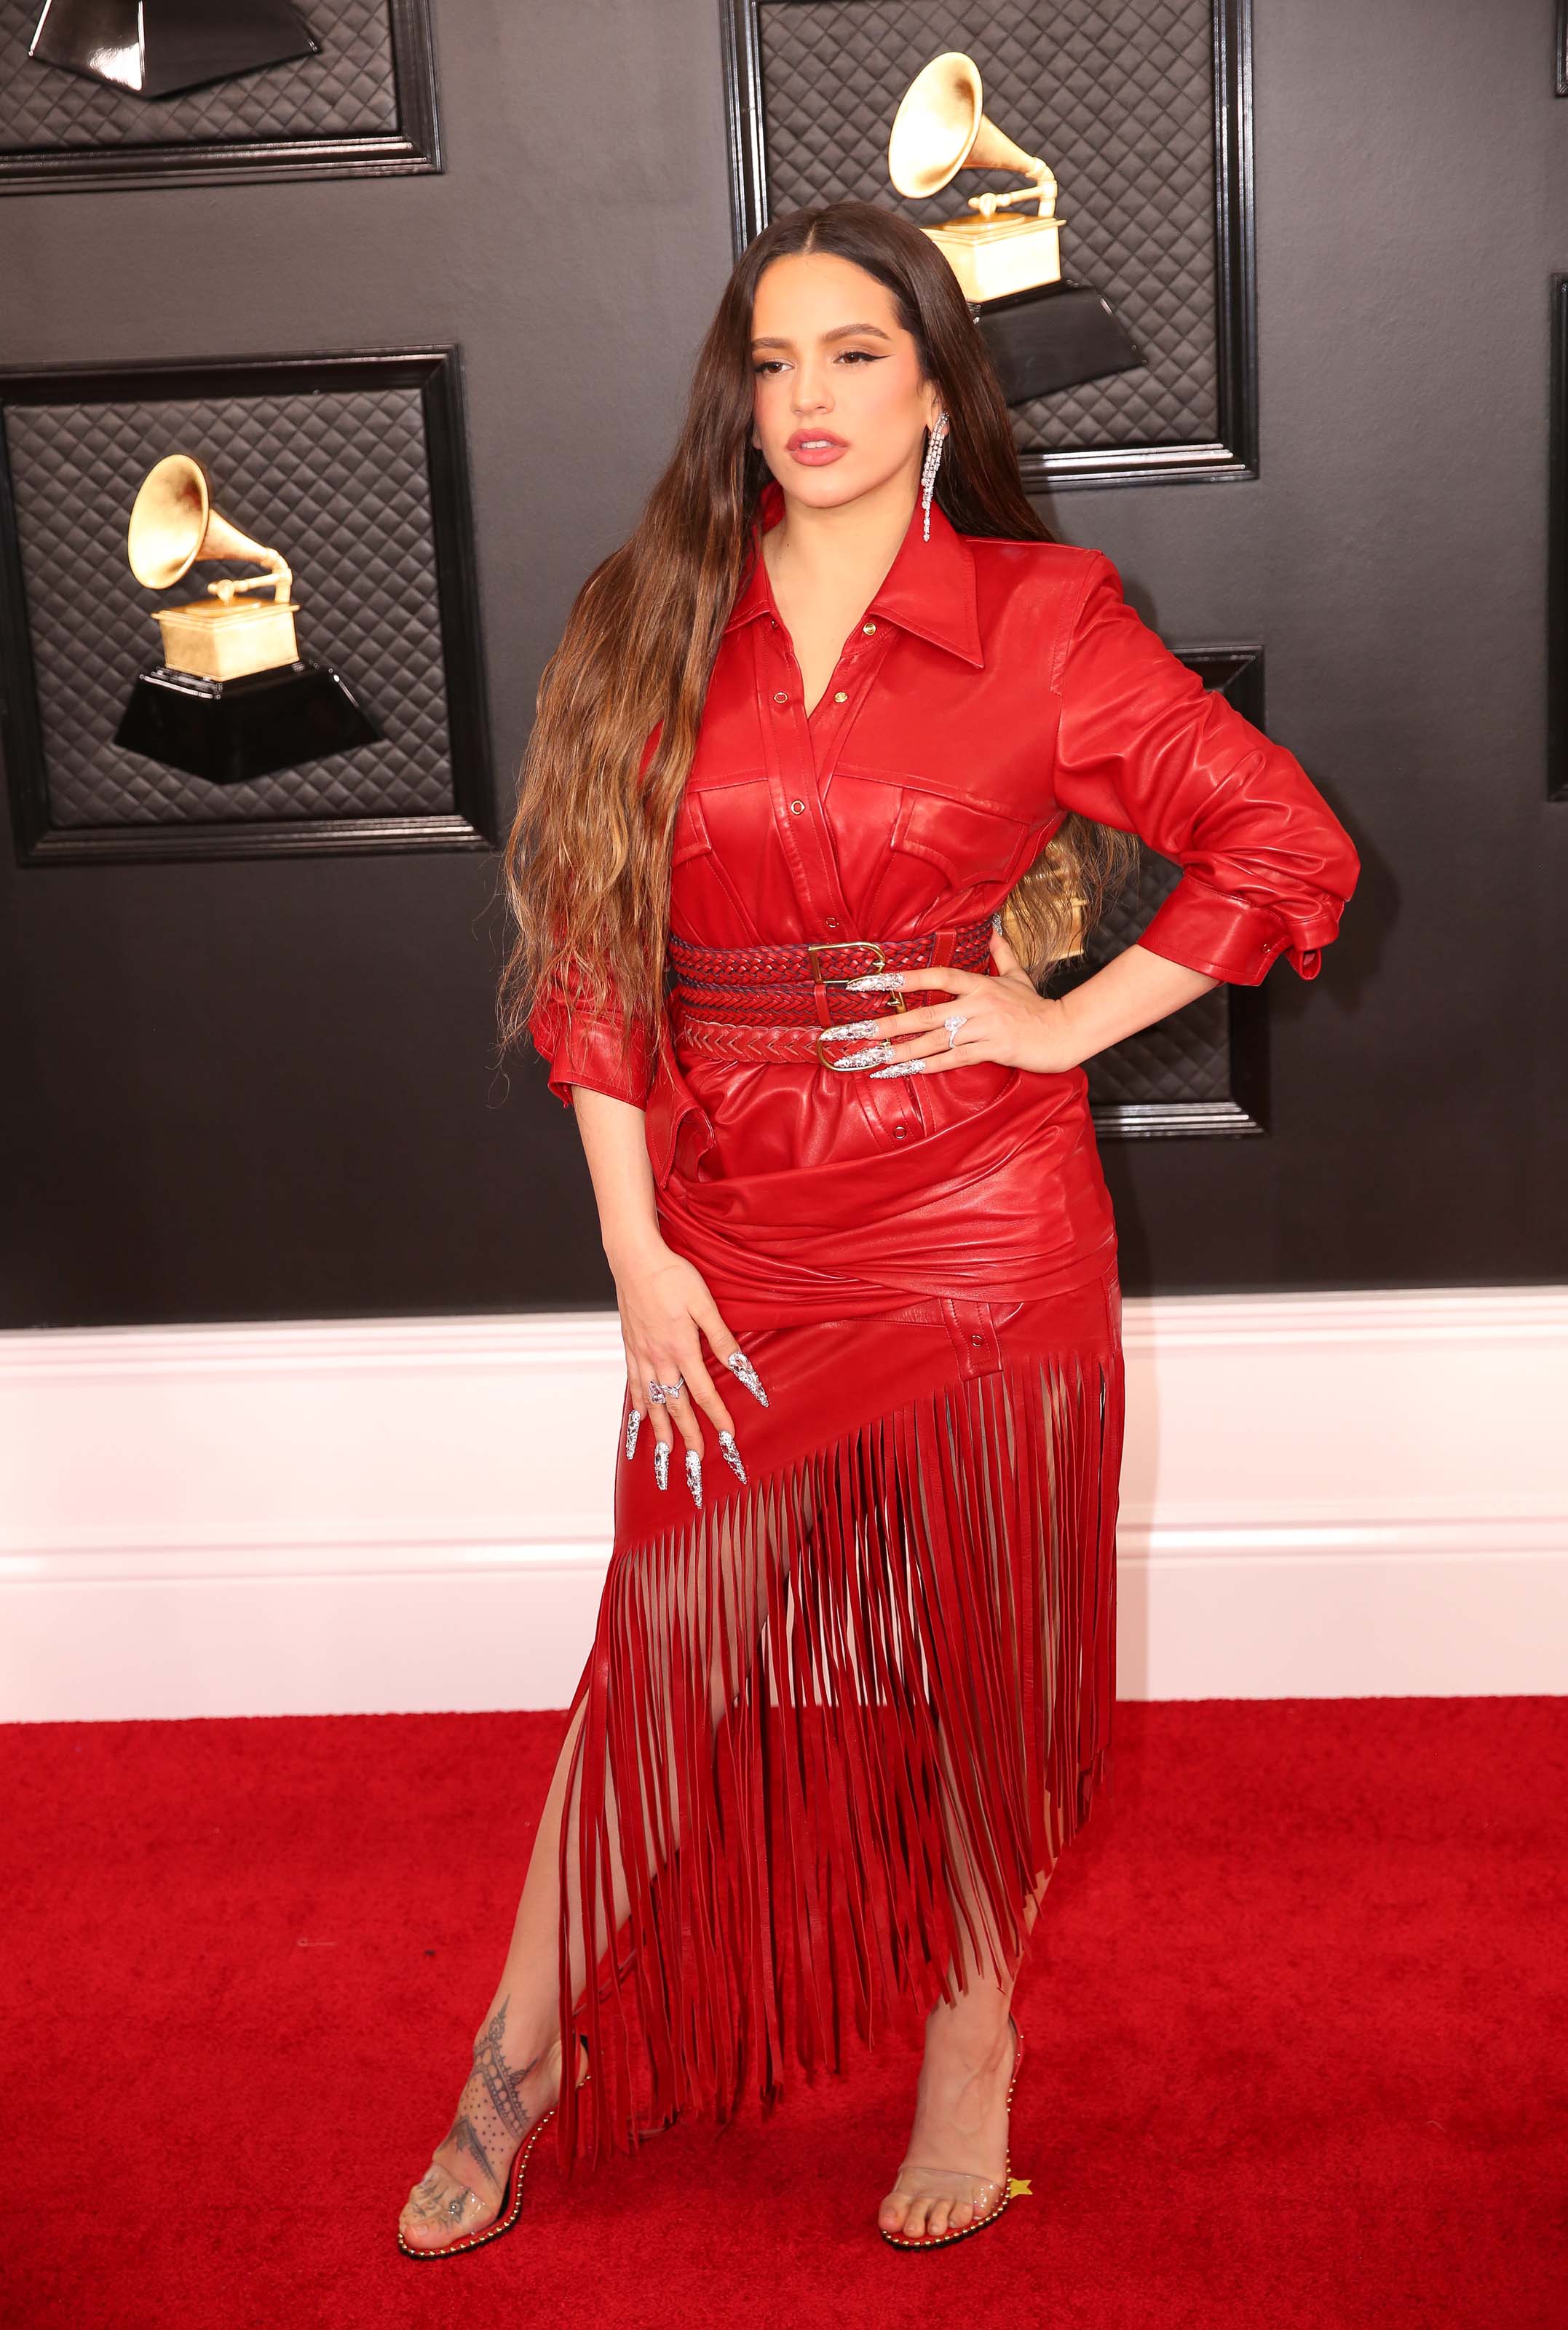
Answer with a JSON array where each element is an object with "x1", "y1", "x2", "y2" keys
[{"x1": 722, "y1": 475, "x2": 983, "y2": 666}]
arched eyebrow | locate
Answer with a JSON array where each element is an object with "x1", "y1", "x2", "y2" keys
[{"x1": 748, "y1": 323, "x2": 894, "y2": 352}]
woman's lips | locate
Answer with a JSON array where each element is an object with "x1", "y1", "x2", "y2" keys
[{"x1": 787, "y1": 438, "x2": 848, "y2": 465}]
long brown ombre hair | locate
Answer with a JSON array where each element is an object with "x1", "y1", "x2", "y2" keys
[{"x1": 498, "y1": 199, "x2": 1133, "y2": 1073}]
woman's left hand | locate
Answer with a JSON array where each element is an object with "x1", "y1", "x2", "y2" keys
[{"x1": 832, "y1": 926, "x2": 1081, "y2": 1078}]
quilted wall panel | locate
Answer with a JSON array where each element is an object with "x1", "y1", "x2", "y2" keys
[
  {"x1": 1080, "y1": 848, "x2": 1234, "y2": 1110},
  {"x1": 3, "y1": 382, "x2": 460, "y2": 831},
  {"x1": 1054, "y1": 650, "x2": 1266, "y2": 1123},
  {"x1": 0, "y1": 0, "x2": 397, "y2": 150},
  {"x1": 756, "y1": 0, "x2": 1219, "y2": 451}
]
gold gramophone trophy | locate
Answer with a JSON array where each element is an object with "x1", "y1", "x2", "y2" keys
[
  {"x1": 114, "y1": 453, "x2": 381, "y2": 785},
  {"x1": 889, "y1": 52, "x2": 1140, "y2": 403}
]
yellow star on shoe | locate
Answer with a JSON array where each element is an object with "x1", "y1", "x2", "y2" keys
[{"x1": 1007, "y1": 2177, "x2": 1032, "y2": 2197}]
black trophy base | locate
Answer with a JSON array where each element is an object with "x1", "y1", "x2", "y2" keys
[
  {"x1": 114, "y1": 660, "x2": 383, "y2": 785},
  {"x1": 973, "y1": 280, "x2": 1144, "y2": 404},
  {"x1": 30, "y1": 0, "x2": 320, "y2": 100}
]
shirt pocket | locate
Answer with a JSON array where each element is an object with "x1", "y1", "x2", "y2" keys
[
  {"x1": 866, "y1": 782, "x2": 1034, "y2": 923},
  {"x1": 670, "y1": 785, "x2": 764, "y2": 941}
]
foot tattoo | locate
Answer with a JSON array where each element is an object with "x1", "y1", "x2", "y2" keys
[{"x1": 399, "y1": 1996, "x2": 558, "y2": 2253}]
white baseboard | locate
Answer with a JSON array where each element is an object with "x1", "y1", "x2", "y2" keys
[{"x1": 2, "y1": 1290, "x2": 1565, "y2": 1721}]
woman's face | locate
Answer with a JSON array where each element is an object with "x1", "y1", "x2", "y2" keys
[{"x1": 748, "y1": 251, "x2": 941, "y2": 511}]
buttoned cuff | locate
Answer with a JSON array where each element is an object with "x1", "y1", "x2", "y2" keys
[
  {"x1": 530, "y1": 1003, "x2": 655, "y2": 1110},
  {"x1": 1136, "y1": 874, "x2": 1338, "y2": 985}
]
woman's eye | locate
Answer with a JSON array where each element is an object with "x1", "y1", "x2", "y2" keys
[{"x1": 751, "y1": 350, "x2": 882, "y2": 375}]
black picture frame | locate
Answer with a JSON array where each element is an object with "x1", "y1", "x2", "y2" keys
[
  {"x1": 0, "y1": 0, "x2": 440, "y2": 194},
  {"x1": 719, "y1": 0, "x2": 1257, "y2": 491},
  {"x1": 1085, "y1": 646, "x2": 1268, "y2": 1140},
  {"x1": 0, "y1": 346, "x2": 495, "y2": 866},
  {"x1": 1549, "y1": 277, "x2": 1568, "y2": 798}
]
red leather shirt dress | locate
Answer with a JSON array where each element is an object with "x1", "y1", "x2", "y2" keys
[
  {"x1": 533, "y1": 477, "x2": 1358, "y2": 1327},
  {"x1": 528, "y1": 477, "x2": 1361, "y2": 2174}
]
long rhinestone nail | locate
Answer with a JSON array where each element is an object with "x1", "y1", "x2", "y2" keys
[
  {"x1": 823, "y1": 1017, "x2": 887, "y2": 1043},
  {"x1": 726, "y1": 1349, "x2": 769, "y2": 1407},
  {"x1": 718, "y1": 1430, "x2": 747, "y2": 1483},
  {"x1": 842, "y1": 968, "x2": 906, "y2": 991},
  {"x1": 654, "y1": 1441, "x2": 670, "y2": 1490},
  {"x1": 625, "y1": 1407, "x2": 641, "y2": 1460},
  {"x1": 869, "y1": 1058, "x2": 927, "y2": 1078},
  {"x1": 830, "y1": 1040, "x2": 895, "y2": 1069},
  {"x1": 685, "y1": 1448, "x2": 702, "y2": 1507}
]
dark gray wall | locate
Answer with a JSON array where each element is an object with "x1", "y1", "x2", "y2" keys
[{"x1": 1, "y1": 0, "x2": 1563, "y2": 1326}]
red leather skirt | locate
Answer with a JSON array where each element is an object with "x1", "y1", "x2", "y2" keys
[{"x1": 547, "y1": 1258, "x2": 1124, "y2": 2173}]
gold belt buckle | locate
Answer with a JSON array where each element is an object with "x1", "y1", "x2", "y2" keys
[{"x1": 805, "y1": 937, "x2": 906, "y2": 1014}]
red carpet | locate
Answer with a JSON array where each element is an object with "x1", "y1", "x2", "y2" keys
[{"x1": 3, "y1": 1697, "x2": 1564, "y2": 2330}]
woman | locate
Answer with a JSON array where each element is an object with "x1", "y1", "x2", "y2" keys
[{"x1": 397, "y1": 200, "x2": 1359, "y2": 2258}]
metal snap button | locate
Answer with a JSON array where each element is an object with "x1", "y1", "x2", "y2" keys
[
  {"x1": 862, "y1": 620, "x2": 876, "y2": 633},
  {"x1": 892, "y1": 1125, "x2": 907, "y2": 1140},
  {"x1": 772, "y1": 690, "x2": 788, "y2": 705},
  {"x1": 833, "y1": 690, "x2": 847, "y2": 703},
  {"x1": 825, "y1": 916, "x2": 840, "y2": 928},
  {"x1": 788, "y1": 798, "x2": 805, "y2": 813},
  {"x1": 970, "y1": 1332, "x2": 984, "y2": 1346}
]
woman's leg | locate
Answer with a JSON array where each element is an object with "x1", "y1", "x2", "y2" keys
[
  {"x1": 876, "y1": 1710, "x2": 1051, "y2": 2240},
  {"x1": 877, "y1": 1311, "x2": 1119, "y2": 2240},
  {"x1": 398, "y1": 1693, "x2": 595, "y2": 2248},
  {"x1": 400, "y1": 1505, "x2": 769, "y2": 2248}
]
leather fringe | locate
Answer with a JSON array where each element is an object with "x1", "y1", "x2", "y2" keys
[{"x1": 552, "y1": 1342, "x2": 1122, "y2": 2174}]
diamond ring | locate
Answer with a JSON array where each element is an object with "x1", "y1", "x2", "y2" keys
[
  {"x1": 943, "y1": 1013, "x2": 969, "y2": 1049},
  {"x1": 648, "y1": 1374, "x2": 685, "y2": 1403}
]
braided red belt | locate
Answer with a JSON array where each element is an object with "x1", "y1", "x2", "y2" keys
[{"x1": 668, "y1": 916, "x2": 994, "y2": 1065}]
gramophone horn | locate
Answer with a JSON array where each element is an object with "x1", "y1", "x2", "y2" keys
[
  {"x1": 126, "y1": 452, "x2": 288, "y2": 596},
  {"x1": 888, "y1": 52, "x2": 1053, "y2": 205}
]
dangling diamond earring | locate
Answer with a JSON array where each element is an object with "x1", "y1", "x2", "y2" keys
[{"x1": 920, "y1": 412, "x2": 949, "y2": 540}]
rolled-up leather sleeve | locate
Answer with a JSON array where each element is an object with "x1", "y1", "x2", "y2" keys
[
  {"x1": 527, "y1": 963, "x2": 657, "y2": 1111},
  {"x1": 1051, "y1": 552, "x2": 1361, "y2": 982}
]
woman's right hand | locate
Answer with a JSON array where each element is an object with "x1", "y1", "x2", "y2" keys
[{"x1": 609, "y1": 1236, "x2": 767, "y2": 1505}]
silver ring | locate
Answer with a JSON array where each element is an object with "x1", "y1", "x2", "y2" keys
[
  {"x1": 943, "y1": 1013, "x2": 968, "y2": 1049},
  {"x1": 647, "y1": 1374, "x2": 685, "y2": 1403}
]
